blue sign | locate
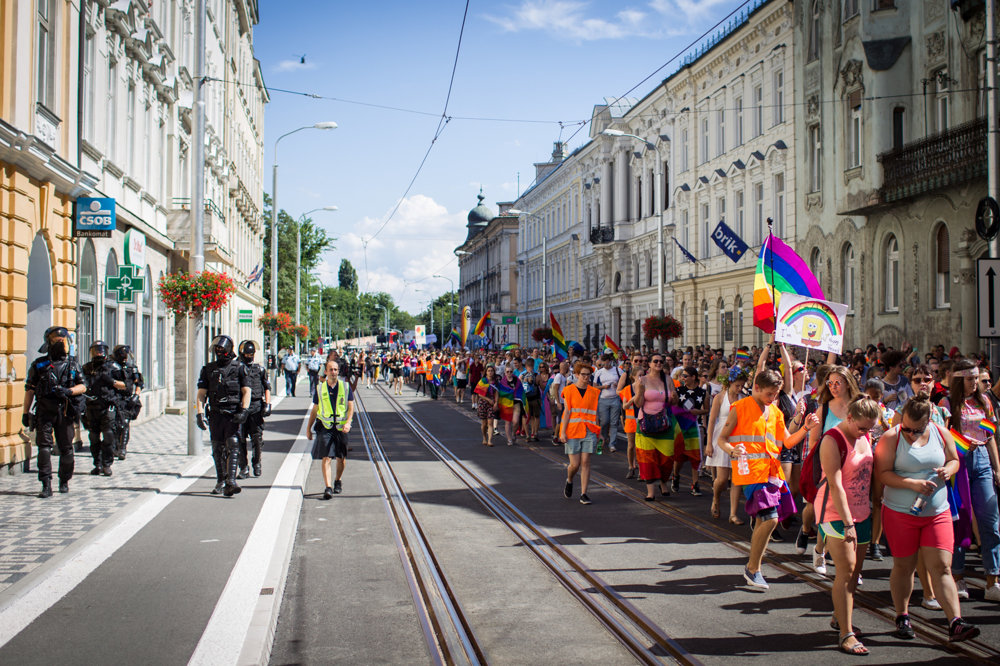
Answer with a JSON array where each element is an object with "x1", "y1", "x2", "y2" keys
[
  {"x1": 75, "y1": 197, "x2": 116, "y2": 238},
  {"x1": 711, "y1": 220, "x2": 749, "y2": 263}
]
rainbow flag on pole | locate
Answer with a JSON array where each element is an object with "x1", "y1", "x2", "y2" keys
[
  {"x1": 603, "y1": 335, "x2": 622, "y2": 359},
  {"x1": 473, "y1": 311, "x2": 491, "y2": 336},
  {"x1": 550, "y1": 312, "x2": 568, "y2": 360},
  {"x1": 950, "y1": 428, "x2": 973, "y2": 456},
  {"x1": 753, "y1": 233, "x2": 824, "y2": 333}
]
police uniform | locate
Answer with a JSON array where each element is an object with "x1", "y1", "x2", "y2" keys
[
  {"x1": 112, "y1": 345, "x2": 144, "y2": 459},
  {"x1": 24, "y1": 326, "x2": 85, "y2": 497},
  {"x1": 197, "y1": 336, "x2": 250, "y2": 496},
  {"x1": 81, "y1": 342, "x2": 119, "y2": 475},
  {"x1": 237, "y1": 340, "x2": 271, "y2": 478}
]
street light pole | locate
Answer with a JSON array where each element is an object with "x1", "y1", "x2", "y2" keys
[
  {"x1": 432, "y1": 274, "x2": 455, "y2": 340},
  {"x1": 187, "y1": 0, "x2": 207, "y2": 456}
]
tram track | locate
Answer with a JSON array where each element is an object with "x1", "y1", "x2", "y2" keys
[{"x1": 370, "y1": 385, "x2": 702, "y2": 666}]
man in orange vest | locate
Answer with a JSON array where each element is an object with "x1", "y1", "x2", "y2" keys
[
  {"x1": 559, "y1": 361, "x2": 601, "y2": 505},
  {"x1": 718, "y1": 369, "x2": 817, "y2": 588}
]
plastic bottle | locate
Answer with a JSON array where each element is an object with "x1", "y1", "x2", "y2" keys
[
  {"x1": 909, "y1": 472, "x2": 941, "y2": 515},
  {"x1": 596, "y1": 438, "x2": 604, "y2": 455},
  {"x1": 737, "y1": 451, "x2": 750, "y2": 476}
]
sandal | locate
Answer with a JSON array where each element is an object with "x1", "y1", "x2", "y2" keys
[
  {"x1": 711, "y1": 500, "x2": 721, "y2": 519},
  {"x1": 729, "y1": 516, "x2": 745, "y2": 526},
  {"x1": 831, "y1": 617, "x2": 864, "y2": 638},
  {"x1": 838, "y1": 632, "x2": 868, "y2": 656}
]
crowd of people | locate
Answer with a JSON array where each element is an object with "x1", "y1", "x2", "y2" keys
[{"x1": 316, "y1": 336, "x2": 999, "y2": 653}]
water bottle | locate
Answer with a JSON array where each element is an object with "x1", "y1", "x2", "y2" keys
[
  {"x1": 909, "y1": 472, "x2": 941, "y2": 516},
  {"x1": 596, "y1": 438, "x2": 604, "y2": 455},
  {"x1": 737, "y1": 451, "x2": 750, "y2": 476}
]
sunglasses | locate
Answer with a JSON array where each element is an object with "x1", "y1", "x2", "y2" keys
[
  {"x1": 827, "y1": 380, "x2": 845, "y2": 388},
  {"x1": 578, "y1": 371, "x2": 592, "y2": 376},
  {"x1": 900, "y1": 426, "x2": 926, "y2": 436},
  {"x1": 911, "y1": 376, "x2": 932, "y2": 383},
  {"x1": 793, "y1": 366, "x2": 805, "y2": 374},
  {"x1": 650, "y1": 359, "x2": 664, "y2": 364}
]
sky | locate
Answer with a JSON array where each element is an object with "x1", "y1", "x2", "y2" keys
[{"x1": 254, "y1": 0, "x2": 751, "y2": 314}]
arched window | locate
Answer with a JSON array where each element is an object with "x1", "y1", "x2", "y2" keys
[
  {"x1": 935, "y1": 223, "x2": 950, "y2": 308},
  {"x1": 810, "y1": 247, "x2": 822, "y2": 287},
  {"x1": 735, "y1": 295, "x2": 744, "y2": 347},
  {"x1": 141, "y1": 265, "x2": 153, "y2": 387},
  {"x1": 77, "y1": 239, "x2": 97, "y2": 357},
  {"x1": 885, "y1": 234, "x2": 900, "y2": 312},
  {"x1": 842, "y1": 243, "x2": 855, "y2": 313},
  {"x1": 703, "y1": 300, "x2": 709, "y2": 345},
  {"x1": 808, "y1": 0, "x2": 820, "y2": 61},
  {"x1": 647, "y1": 256, "x2": 653, "y2": 287},
  {"x1": 104, "y1": 250, "x2": 119, "y2": 343},
  {"x1": 718, "y1": 298, "x2": 727, "y2": 347}
]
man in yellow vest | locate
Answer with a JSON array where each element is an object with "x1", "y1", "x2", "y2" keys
[{"x1": 308, "y1": 359, "x2": 355, "y2": 499}]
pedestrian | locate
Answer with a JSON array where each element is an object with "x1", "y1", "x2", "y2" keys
[
  {"x1": 673, "y1": 365, "x2": 708, "y2": 496},
  {"x1": 550, "y1": 360, "x2": 573, "y2": 443},
  {"x1": 282, "y1": 346, "x2": 300, "y2": 397},
  {"x1": 474, "y1": 365, "x2": 498, "y2": 446},
  {"x1": 705, "y1": 366, "x2": 750, "y2": 522},
  {"x1": 390, "y1": 353, "x2": 404, "y2": 395},
  {"x1": 81, "y1": 341, "x2": 126, "y2": 477},
  {"x1": 306, "y1": 348, "x2": 323, "y2": 399},
  {"x1": 497, "y1": 365, "x2": 523, "y2": 445},
  {"x1": 593, "y1": 354, "x2": 623, "y2": 454},
  {"x1": 453, "y1": 359, "x2": 468, "y2": 403},
  {"x1": 632, "y1": 353, "x2": 678, "y2": 501},
  {"x1": 308, "y1": 358, "x2": 355, "y2": 499},
  {"x1": 237, "y1": 340, "x2": 271, "y2": 478},
  {"x1": 560, "y1": 361, "x2": 600, "y2": 505},
  {"x1": 195, "y1": 336, "x2": 251, "y2": 497},
  {"x1": 875, "y1": 394, "x2": 979, "y2": 642},
  {"x1": 815, "y1": 396, "x2": 880, "y2": 655},
  {"x1": 881, "y1": 350, "x2": 914, "y2": 411},
  {"x1": 618, "y1": 355, "x2": 642, "y2": 478},
  {"x1": 111, "y1": 344, "x2": 143, "y2": 460},
  {"x1": 23, "y1": 326, "x2": 86, "y2": 498}
]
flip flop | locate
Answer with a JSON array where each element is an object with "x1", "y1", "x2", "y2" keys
[
  {"x1": 729, "y1": 516, "x2": 745, "y2": 526},
  {"x1": 711, "y1": 501, "x2": 721, "y2": 519}
]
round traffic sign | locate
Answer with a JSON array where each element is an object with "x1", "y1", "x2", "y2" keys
[{"x1": 976, "y1": 196, "x2": 1000, "y2": 241}]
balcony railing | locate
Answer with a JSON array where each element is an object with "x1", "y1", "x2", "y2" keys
[
  {"x1": 878, "y1": 117, "x2": 986, "y2": 205},
  {"x1": 590, "y1": 226, "x2": 615, "y2": 244}
]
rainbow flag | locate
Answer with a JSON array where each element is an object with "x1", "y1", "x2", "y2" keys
[
  {"x1": 735, "y1": 349, "x2": 752, "y2": 362},
  {"x1": 473, "y1": 311, "x2": 491, "y2": 336},
  {"x1": 473, "y1": 377, "x2": 491, "y2": 397},
  {"x1": 539, "y1": 377, "x2": 554, "y2": 429},
  {"x1": 671, "y1": 406, "x2": 700, "y2": 452},
  {"x1": 495, "y1": 380, "x2": 523, "y2": 421},
  {"x1": 550, "y1": 312, "x2": 568, "y2": 360},
  {"x1": 980, "y1": 419, "x2": 997, "y2": 437},
  {"x1": 501, "y1": 343, "x2": 519, "y2": 351},
  {"x1": 950, "y1": 428, "x2": 973, "y2": 456},
  {"x1": 753, "y1": 233, "x2": 824, "y2": 333},
  {"x1": 460, "y1": 306, "x2": 471, "y2": 347},
  {"x1": 603, "y1": 335, "x2": 622, "y2": 359}
]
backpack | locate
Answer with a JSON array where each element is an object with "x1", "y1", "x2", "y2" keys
[{"x1": 800, "y1": 421, "x2": 850, "y2": 505}]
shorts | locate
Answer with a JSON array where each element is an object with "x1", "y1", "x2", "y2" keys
[
  {"x1": 565, "y1": 430, "x2": 597, "y2": 455},
  {"x1": 881, "y1": 506, "x2": 954, "y2": 558},
  {"x1": 779, "y1": 443, "x2": 802, "y2": 464},
  {"x1": 311, "y1": 426, "x2": 348, "y2": 460},
  {"x1": 820, "y1": 516, "x2": 873, "y2": 544}
]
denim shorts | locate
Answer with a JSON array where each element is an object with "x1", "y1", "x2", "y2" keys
[{"x1": 565, "y1": 431, "x2": 597, "y2": 455}]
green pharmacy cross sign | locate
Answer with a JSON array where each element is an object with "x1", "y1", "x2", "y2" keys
[{"x1": 106, "y1": 264, "x2": 145, "y2": 303}]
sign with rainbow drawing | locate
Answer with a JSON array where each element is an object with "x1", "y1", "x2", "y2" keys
[{"x1": 774, "y1": 293, "x2": 848, "y2": 354}]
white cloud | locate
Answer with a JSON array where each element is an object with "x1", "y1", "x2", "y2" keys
[
  {"x1": 484, "y1": 1, "x2": 656, "y2": 41},
  {"x1": 273, "y1": 59, "x2": 317, "y2": 72}
]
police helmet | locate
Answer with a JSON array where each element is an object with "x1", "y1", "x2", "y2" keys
[
  {"x1": 90, "y1": 341, "x2": 110, "y2": 360},
  {"x1": 212, "y1": 335, "x2": 235, "y2": 361},
  {"x1": 38, "y1": 326, "x2": 70, "y2": 353},
  {"x1": 112, "y1": 345, "x2": 131, "y2": 364},
  {"x1": 238, "y1": 340, "x2": 256, "y2": 362}
]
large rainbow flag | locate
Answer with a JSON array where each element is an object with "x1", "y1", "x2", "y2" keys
[
  {"x1": 495, "y1": 379, "x2": 523, "y2": 421},
  {"x1": 550, "y1": 312, "x2": 568, "y2": 360},
  {"x1": 460, "y1": 306, "x2": 471, "y2": 347},
  {"x1": 603, "y1": 335, "x2": 622, "y2": 359},
  {"x1": 473, "y1": 311, "x2": 491, "y2": 336},
  {"x1": 473, "y1": 377, "x2": 491, "y2": 397},
  {"x1": 753, "y1": 233, "x2": 824, "y2": 333}
]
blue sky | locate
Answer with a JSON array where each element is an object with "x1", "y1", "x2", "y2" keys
[{"x1": 255, "y1": 0, "x2": 749, "y2": 313}]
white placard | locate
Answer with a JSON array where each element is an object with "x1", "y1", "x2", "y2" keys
[{"x1": 774, "y1": 292, "x2": 848, "y2": 354}]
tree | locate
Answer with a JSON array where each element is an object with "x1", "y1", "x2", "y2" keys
[{"x1": 338, "y1": 259, "x2": 358, "y2": 293}]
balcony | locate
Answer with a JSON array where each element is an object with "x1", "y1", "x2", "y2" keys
[
  {"x1": 166, "y1": 198, "x2": 233, "y2": 266},
  {"x1": 590, "y1": 226, "x2": 615, "y2": 244},
  {"x1": 877, "y1": 117, "x2": 986, "y2": 206}
]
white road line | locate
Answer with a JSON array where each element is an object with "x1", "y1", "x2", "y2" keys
[{"x1": 188, "y1": 406, "x2": 314, "y2": 666}]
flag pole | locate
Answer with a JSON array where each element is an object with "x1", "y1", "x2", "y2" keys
[{"x1": 766, "y1": 218, "x2": 776, "y2": 328}]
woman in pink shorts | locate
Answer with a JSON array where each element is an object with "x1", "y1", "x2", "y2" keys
[{"x1": 875, "y1": 395, "x2": 978, "y2": 643}]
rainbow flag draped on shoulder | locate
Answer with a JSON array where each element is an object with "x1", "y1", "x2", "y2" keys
[
  {"x1": 473, "y1": 377, "x2": 491, "y2": 397},
  {"x1": 495, "y1": 380, "x2": 523, "y2": 421},
  {"x1": 753, "y1": 232, "x2": 824, "y2": 333},
  {"x1": 550, "y1": 312, "x2": 568, "y2": 360}
]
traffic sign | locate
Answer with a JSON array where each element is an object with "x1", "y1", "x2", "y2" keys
[
  {"x1": 977, "y1": 258, "x2": 1000, "y2": 337},
  {"x1": 977, "y1": 197, "x2": 1000, "y2": 242}
]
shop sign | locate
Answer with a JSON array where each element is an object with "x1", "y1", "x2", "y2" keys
[
  {"x1": 124, "y1": 228, "x2": 146, "y2": 267},
  {"x1": 106, "y1": 264, "x2": 145, "y2": 304},
  {"x1": 75, "y1": 198, "x2": 116, "y2": 238},
  {"x1": 238, "y1": 309, "x2": 253, "y2": 323}
]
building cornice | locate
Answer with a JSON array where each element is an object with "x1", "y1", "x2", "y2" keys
[{"x1": 0, "y1": 119, "x2": 99, "y2": 198}]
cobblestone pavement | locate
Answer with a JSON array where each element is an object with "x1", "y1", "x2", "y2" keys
[{"x1": 0, "y1": 413, "x2": 206, "y2": 593}]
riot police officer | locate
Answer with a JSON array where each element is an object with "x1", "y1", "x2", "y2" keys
[
  {"x1": 111, "y1": 344, "x2": 143, "y2": 460},
  {"x1": 236, "y1": 340, "x2": 271, "y2": 478},
  {"x1": 81, "y1": 341, "x2": 126, "y2": 476},
  {"x1": 22, "y1": 326, "x2": 86, "y2": 498},
  {"x1": 195, "y1": 335, "x2": 251, "y2": 496}
]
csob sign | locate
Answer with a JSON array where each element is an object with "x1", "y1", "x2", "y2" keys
[{"x1": 74, "y1": 197, "x2": 116, "y2": 238}]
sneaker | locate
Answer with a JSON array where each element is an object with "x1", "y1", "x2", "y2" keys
[
  {"x1": 795, "y1": 528, "x2": 809, "y2": 555},
  {"x1": 956, "y1": 579, "x2": 970, "y2": 600},
  {"x1": 608, "y1": 446, "x2": 617, "y2": 453},
  {"x1": 564, "y1": 480, "x2": 573, "y2": 499},
  {"x1": 690, "y1": 483, "x2": 703, "y2": 497},
  {"x1": 985, "y1": 583, "x2": 1000, "y2": 602},
  {"x1": 211, "y1": 481, "x2": 225, "y2": 495},
  {"x1": 253, "y1": 463, "x2": 262, "y2": 477},
  {"x1": 579, "y1": 494, "x2": 592, "y2": 505},
  {"x1": 894, "y1": 614, "x2": 915, "y2": 639},
  {"x1": 743, "y1": 568, "x2": 769, "y2": 589},
  {"x1": 869, "y1": 543, "x2": 884, "y2": 561},
  {"x1": 921, "y1": 597, "x2": 942, "y2": 611},
  {"x1": 813, "y1": 548, "x2": 827, "y2": 576},
  {"x1": 102, "y1": 466, "x2": 112, "y2": 477},
  {"x1": 770, "y1": 529, "x2": 784, "y2": 543},
  {"x1": 949, "y1": 617, "x2": 980, "y2": 642},
  {"x1": 333, "y1": 480, "x2": 342, "y2": 494},
  {"x1": 323, "y1": 486, "x2": 334, "y2": 500},
  {"x1": 671, "y1": 477, "x2": 680, "y2": 493}
]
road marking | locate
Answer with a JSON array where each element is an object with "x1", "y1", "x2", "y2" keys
[
  {"x1": 188, "y1": 407, "x2": 313, "y2": 666},
  {"x1": 200, "y1": 539, "x2": 220, "y2": 543}
]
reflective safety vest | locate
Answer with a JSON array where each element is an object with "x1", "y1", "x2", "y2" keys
[
  {"x1": 727, "y1": 396, "x2": 786, "y2": 486},
  {"x1": 317, "y1": 379, "x2": 350, "y2": 431},
  {"x1": 618, "y1": 384, "x2": 637, "y2": 434},
  {"x1": 561, "y1": 384, "x2": 600, "y2": 439}
]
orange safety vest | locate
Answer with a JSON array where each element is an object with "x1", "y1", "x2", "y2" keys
[
  {"x1": 561, "y1": 384, "x2": 600, "y2": 439},
  {"x1": 618, "y1": 384, "x2": 637, "y2": 434},
  {"x1": 728, "y1": 396, "x2": 787, "y2": 486}
]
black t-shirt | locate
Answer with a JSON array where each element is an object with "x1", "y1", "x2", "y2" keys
[
  {"x1": 676, "y1": 385, "x2": 706, "y2": 413},
  {"x1": 312, "y1": 380, "x2": 355, "y2": 405}
]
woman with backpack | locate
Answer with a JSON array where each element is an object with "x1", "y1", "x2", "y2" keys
[{"x1": 814, "y1": 396, "x2": 880, "y2": 656}]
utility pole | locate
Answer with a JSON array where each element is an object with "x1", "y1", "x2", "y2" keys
[
  {"x1": 186, "y1": 0, "x2": 206, "y2": 456},
  {"x1": 989, "y1": 0, "x2": 1000, "y2": 376}
]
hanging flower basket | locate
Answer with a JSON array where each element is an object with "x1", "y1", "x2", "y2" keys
[
  {"x1": 291, "y1": 324, "x2": 310, "y2": 340},
  {"x1": 531, "y1": 327, "x2": 553, "y2": 343},
  {"x1": 157, "y1": 271, "x2": 237, "y2": 317},
  {"x1": 642, "y1": 314, "x2": 683, "y2": 341},
  {"x1": 258, "y1": 312, "x2": 293, "y2": 332}
]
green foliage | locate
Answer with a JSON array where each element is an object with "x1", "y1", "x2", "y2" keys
[{"x1": 338, "y1": 259, "x2": 358, "y2": 293}]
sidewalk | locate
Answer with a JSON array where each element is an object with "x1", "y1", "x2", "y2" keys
[{"x1": 0, "y1": 413, "x2": 207, "y2": 594}]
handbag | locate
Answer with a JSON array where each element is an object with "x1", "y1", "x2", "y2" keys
[{"x1": 639, "y1": 407, "x2": 671, "y2": 434}]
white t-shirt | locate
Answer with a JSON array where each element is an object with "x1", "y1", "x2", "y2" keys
[
  {"x1": 551, "y1": 372, "x2": 571, "y2": 405},
  {"x1": 592, "y1": 367, "x2": 623, "y2": 400}
]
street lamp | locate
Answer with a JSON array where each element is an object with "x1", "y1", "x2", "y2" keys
[
  {"x1": 432, "y1": 274, "x2": 454, "y2": 342},
  {"x1": 602, "y1": 128, "x2": 669, "y2": 350},
  {"x1": 296, "y1": 206, "x2": 338, "y2": 351},
  {"x1": 270, "y1": 121, "x2": 337, "y2": 385}
]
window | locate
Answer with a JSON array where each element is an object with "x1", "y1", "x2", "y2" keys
[
  {"x1": 717, "y1": 107, "x2": 726, "y2": 156},
  {"x1": 156, "y1": 272, "x2": 166, "y2": 387},
  {"x1": 735, "y1": 96, "x2": 744, "y2": 145},
  {"x1": 809, "y1": 125, "x2": 822, "y2": 192},
  {"x1": 107, "y1": 60, "x2": 117, "y2": 161},
  {"x1": 753, "y1": 85, "x2": 763, "y2": 137},
  {"x1": 773, "y1": 70, "x2": 784, "y2": 125},
  {"x1": 681, "y1": 210, "x2": 690, "y2": 251},
  {"x1": 735, "y1": 190, "x2": 745, "y2": 239},
  {"x1": 78, "y1": 240, "x2": 97, "y2": 358},
  {"x1": 848, "y1": 95, "x2": 862, "y2": 168},
  {"x1": 842, "y1": 243, "x2": 856, "y2": 313},
  {"x1": 754, "y1": 182, "x2": 764, "y2": 245},
  {"x1": 892, "y1": 107, "x2": 905, "y2": 150},
  {"x1": 885, "y1": 235, "x2": 899, "y2": 312},
  {"x1": 810, "y1": 248, "x2": 823, "y2": 292},
  {"x1": 701, "y1": 116, "x2": 709, "y2": 163},
  {"x1": 83, "y1": 29, "x2": 95, "y2": 141},
  {"x1": 142, "y1": 266, "x2": 153, "y2": 385},
  {"x1": 844, "y1": 0, "x2": 860, "y2": 19},
  {"x1": 681, "y1": 127, "x2": 689, "y2": 172},
  {"x1": 127, "y1": 83, "x2": 136, "y2": 172},
  {"x1": 934, "y1": 69, "x2": 949, "y2": 133},
  {"x1": 773, "y1": 173, "x2": 785, "y2": 237},
  {"x1": 703, "y1": 301, "x2": 710, "y2": 343},
  {"x1": 873, "y1": 0, "x2": 894, "y2": 10},
  {"x1": 808, "y1": 1, "x2": 821, "y2": 61},
  {"x1": 935, "y1": 224, "x2": 951, "y2": 308},
  {"x1": 735, "y1": 296, "x2": 744, "y2": 347},
  {"x1": 701, "y1": 202, "x2": 711, "y2": 257},
  {"x1": 104, "y1": 251, "x2": 119, "y2": 343},
  {"x1": 144, "y1": 100, "x2": 153, "y2": 187},
  {"x1": 719, "y1": 301, "x2": 727, "y2": 347},
  {"x1": 36, "y1": 0, "x2": 55, "y2": 109}
]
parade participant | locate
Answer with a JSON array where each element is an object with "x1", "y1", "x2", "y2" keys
[
  {"x1": 497, "y1": 365, "x2": 523, "y2": 445},
  {"x1": 308, "y1": 359, "x2": 354, "y2": 499},
  {"x1": 474, "y1": 365, "x2": 498, "y2": 446},
  {"x1": 390, "y1": 353, "x2": 404, "y2": 395},
  {"x1": 468, "y1": 354, "x2": 483, "y2": 409},
  {"x1": 111, "y1": 344, "x2": 143, "y2": 460},
  {"x1": 282, "y1": 346, "x2": 300, "y2": 397},
  {"x1": 673, "y1": 365, "x2": 708, "y2": 496},
  {"x1": 815, "y1": 396, "x2": 879, "y2": 656},
  {"x1": 454, "y1": 359, "x2": 468, "y2": 403},
  {"x1": 23, "y1": 326, "x2": 86, "y2": 498},
  {"x1": 560, "y1": 361, "x2": 600, "y2": 505},
  {"x1": 881, "y1": 351, "x2": 914, "y2": 411},
  {"x1": 718, "y1": 369, "x2": 817, "y2": 589},
  {"x1": 550, "y1": 360, "x2": 573, "y2": 443},
  {"x1": 618, "y1": 355, "x2": 642, "y2": 479},
  {"x1": 593, "y1": 354, "x2": 623, "y2": 453},
  {"x1": 195, "y1": 336, "x2": 252, "y2": 497},
  {"x1": 705, "y1": 366, "x2": 750, "y2": 522},
  {"x1": 520, "y1": 362, "x2": 541, "y2": 441},
  {"x1": 81, "y1": 341, "x2": 126, "y2": 476},
  {"x1": 876, "y1": 395, "x2": 979, "y2": 642},
  {"x1": 236, "y1": 340, "x2": 271, "y2": 478},
  {"x1": 305, "y1": 348, "x2": 323, "y2": 399},
  {"x1": 632, "y1": 353, "x2": 678, "y2": 501}
]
